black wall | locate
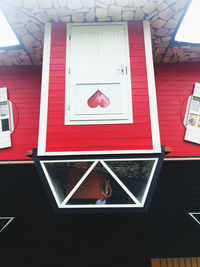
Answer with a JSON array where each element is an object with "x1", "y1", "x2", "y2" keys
[{"x1": 0, "y1": 161, "x2": 200, "y2": 266}]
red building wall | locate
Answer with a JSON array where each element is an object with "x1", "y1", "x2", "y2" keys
[
  {"x1": 45, "y1": 22, "x2": 153, "y2": 154},
  {"x1": 155, "y1": 63, "x2": 200, "y2": 157},
  {"x1": 0, "y1": 66, "x2": 41, "y2": 160},
  {"x1": 0, "y1": 48, "x2": 199, "y2": 160}
]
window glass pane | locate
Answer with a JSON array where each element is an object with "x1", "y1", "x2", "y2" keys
[
  {"x1": 44, "y1": 162, "x2": 93, "y2": 204},
  {"x1": 104, "y1": 160, "x2": 155, "y2": 203},
  {"x1": 188, "y1": 113, "x2": 197, "y2": 126},
  {"x1": 0, "y1": 103, "x2": 8, "y2": 117},
  {"x1": 43, "y1": 160, "x2": 158, "y2": 207},
  {"x1": 2, "y1": 118, "x2": 9, "y2": 131},
  {"x1": 67, "y1": 162, "x2": 136, "y2": 205},
  {"x1": 198, "y1": 116, "x2": 200, "y2": 128},
  {"x1": 191, "y1": 98, "x2": 200, "y2": 113}
]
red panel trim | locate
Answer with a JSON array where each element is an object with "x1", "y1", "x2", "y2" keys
[{"x1": 45, "y1": 22, "x2": 153, "y2": 154}]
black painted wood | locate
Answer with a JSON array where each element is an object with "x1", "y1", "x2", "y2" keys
[{"x1": 0, "y1": 161, "x2": 200, "y2": 266}]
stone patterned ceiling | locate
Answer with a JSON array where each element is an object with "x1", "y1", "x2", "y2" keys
[{"x1": 0, "y1": 0, "x2": 198, "y2": 66}]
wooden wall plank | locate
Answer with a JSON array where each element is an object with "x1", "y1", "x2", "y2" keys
[
  {"x1": 0, "y1": 66, "x2": 41, "y2": 160},
  {"x1": 45, "y1": 21, "x2": 153, "y2": 154},
  {"x1": 155, "y1": 63, "x2": 200, "y2": 157}
]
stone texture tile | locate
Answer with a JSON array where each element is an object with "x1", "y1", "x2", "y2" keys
[{"x1": 0, "y1": 0, "x2": 198, "y2": 65}]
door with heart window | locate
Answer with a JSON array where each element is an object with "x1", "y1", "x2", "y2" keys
[{"x1": 65, "y1": 22, "x2": 133, "y2": 125}]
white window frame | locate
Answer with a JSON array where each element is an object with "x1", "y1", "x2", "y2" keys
[
  {"x1": 65, "y1": 22, "x2": 133, "y2": 125},
  {"x1": 184, "y1": 82, "x2": 200, "y2": 144},
  {"x1": 0, "y1": 87, "x2": 14, "y2": 149},
  {"x1": 0, "y1": 101, "x2": 13, "y2": 132},
  {"x1": 40, "y1": 158, "x2": 158, "y2": 209}
]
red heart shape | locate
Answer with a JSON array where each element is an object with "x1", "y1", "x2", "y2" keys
[{"x1": 87, "y1": 90, "x2": 110, "y2": 108}]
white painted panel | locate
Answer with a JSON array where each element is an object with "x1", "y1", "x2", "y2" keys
[
  {"x1": 71, "y1": 82, "x2": 123, "y2": 120},
  {"x1": 143, "y1": 21, "x2": 161, "y2": 153},
  {"x1": 70, "y1": 25, "x2": 124, "y2": 81},
  {"x1": 38, "y1": 23, "x2": 51, "y2": 156},
  {"x1": 0, "y1": 131, "x2": 11, "y2": 149},
  {"x1": 184, "y1": 126, "x2": 200, "y2": 144},
  {"x1": 0, "y1": 87, "x2": 7, "y2": 102}
]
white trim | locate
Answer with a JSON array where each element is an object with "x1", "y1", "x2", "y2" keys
[
  {"x1": 189, "y1": 212, "x2": 200, "y2": 225},
  {"x1": 44, "y1": 149, "x2": 155, "y2": 156},
  {"x1": 8, "y1": 100, "x2": 14, "y2": 133},
  {"x1": 40, "y1": 157, "x2": 157, "y2": 209},
  {"x1": 38, "y1": 23, "x2": 52, "y2": 156},
  {"x1": 65, "y1": 22, "x2": 133, "y2": 125},
  {"x1": 0, "y1": 217, "x2": 14, "y2": 233},
  {"x1": 143, "y1": 21, "x2": 161, "y2": 153},
  {"x1": 41, "y1": 158, "x2": 157, "y2": 163},
  {"x1": 40, "y1": 161, "x2": 62, "y2": 207},
  {"x1": 59, "y1": 204, "x2": 139, "y2": 208}
]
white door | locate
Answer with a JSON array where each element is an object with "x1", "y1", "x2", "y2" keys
[{"x1": 65, "y1": 23, "x2": 132, "y2": 125}]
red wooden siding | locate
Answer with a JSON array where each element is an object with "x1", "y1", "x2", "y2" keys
[
  {"x1": 0, "y1": 66, "x2": 41, "y2": 160},
  {"x1": 45, "y1": 22, "x2": 153, "y2": 153},
  {"x1": 0, "y1": 63, "x2": 199, "y2": 159},
  {"x1": 155, "y1": 63, "x2": 200, "y2": 157}
]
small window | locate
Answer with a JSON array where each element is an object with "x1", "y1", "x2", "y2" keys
[
  {"x1": 0, "y1": 87, "x2": 13, "y2": 149},
  {"x1": 40, "y1": 157, "x2": 159, "y2": 209},
  {"x1": 65, "y1": 23, "x2": 133, "y2": 125},
  {"x1": 184, "y1": 83, "x2": 200, "y2": 144}
]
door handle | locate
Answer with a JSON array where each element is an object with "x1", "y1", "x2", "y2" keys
[
  {"x1": 117, "y1": 64, "x2": 124, "y2": 75},
  {"x1": 117, "y1": 64, "x2": 127, "y2": 75}
]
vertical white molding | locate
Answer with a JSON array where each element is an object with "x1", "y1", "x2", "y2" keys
[
  {"x1": 143, "y1": 20, "x2": 161, "y2": 153},
  {"x1": 38, "y1": 23, "x2": 51, "y2": 156}
]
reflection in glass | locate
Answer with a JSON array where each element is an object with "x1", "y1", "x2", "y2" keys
[
  {"x1": 43, "y1": 160, "x2": 155, "y2": 206},
  {"x1": 191, "y1": 98, "x2": 200, "y2": 112},
  {"x1": 68, "y1": 162, "x2": 135, "y2": 205},
  {"x1": 188, "y1": 113, "x2": 197, "y2": 126},
  {"x1": 104, "y1": 160, "x2": 154, "y2": 203},
  {"x1": 44, "y1": 162, "x2": 93, "y2": 204}
]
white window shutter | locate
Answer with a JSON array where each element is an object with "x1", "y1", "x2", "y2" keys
[
  {"x1": 0, "y1": 131, "x2": 11, "y2": 149},
  {"x1": 0, "y1": 87, "x2": 7, "y2": 102},
  {"x1": 193, "y1": 83, "x2": 200, "y2": 98},
  {"x1": 185, "y1": 126, "x2": 200, "y2": 144},
  {"x1": 184, "y1": 83, "x2": 200, "y2": 144},
  {"x1": 0, "y1": 87, "x2": 11, "y2": 149}
]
